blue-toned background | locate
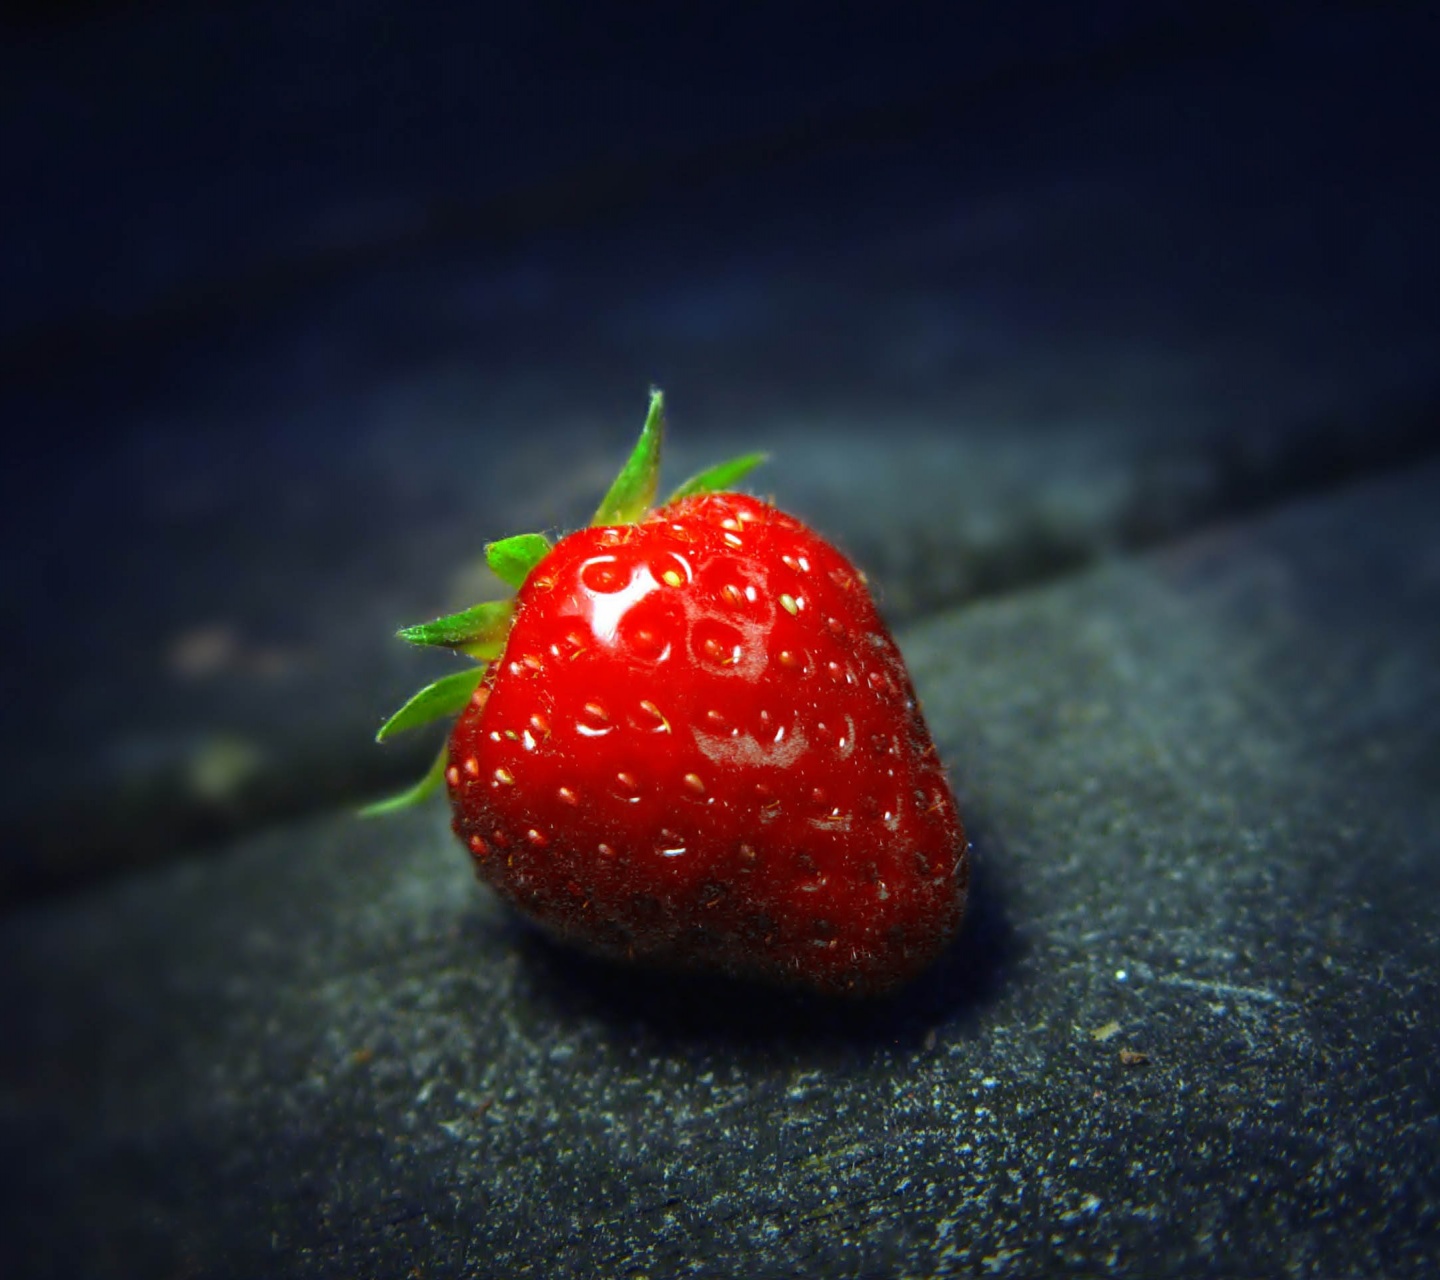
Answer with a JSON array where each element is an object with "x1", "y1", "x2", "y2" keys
[{"x1": 3, "y1": 3, "x2": 1439, "y2": 1275}]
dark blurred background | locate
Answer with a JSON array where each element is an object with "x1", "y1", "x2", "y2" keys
[{"x1": 4, "y1": 0, "x2": 1439, "y2": 894}]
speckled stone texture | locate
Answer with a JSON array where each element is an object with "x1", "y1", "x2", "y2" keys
[{"x1": 4, "y1": 461, "x2": 1436, "y2": 1278}]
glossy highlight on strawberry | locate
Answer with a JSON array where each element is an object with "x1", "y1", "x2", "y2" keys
[{"x1": 368, "y1": 392, "x2": 968, "y2": 996}]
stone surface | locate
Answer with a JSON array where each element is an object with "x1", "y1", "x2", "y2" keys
[
  {"x1": 4, "y1": 461, "x2": 1437, "y2": 1278},
  {"x1": 5, "y1": 3, "x2": 1439, "y2": 891}
]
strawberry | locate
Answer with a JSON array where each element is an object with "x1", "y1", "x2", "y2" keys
[{"x1": 368, "y1": 391, "x2": 968, "y2": 996}]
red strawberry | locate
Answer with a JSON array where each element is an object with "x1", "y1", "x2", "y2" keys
[{"x1": 368, "y1": 391, "x2": 968, "y2": 996}]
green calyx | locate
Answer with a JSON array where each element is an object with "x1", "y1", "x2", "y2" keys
[
  {"x1": 589, "y1": 388, "x2": 769, "y2": 523},
  {"x1": 357, "y1": 745, "x2": 451, "y2": 817},
  {"x1": 361, "y1": 387, "x2": 766, "y2": 816},
  {"x1": 592, "y1": 387, "x2": 667, "y2": 525},
  {"x1": 396, "y1": 599, "x2": 515, "y2": 659},
  {"x1": 485, "y1": 533, "x2": 552, "y2": 589},
  {"x1": 668, "y1": 451, "x2": 770, "y2": 503},
  {"x1": 374, "y1": 666, "x2": 487, "y2": 743}
]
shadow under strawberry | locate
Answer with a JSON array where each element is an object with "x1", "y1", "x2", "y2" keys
[{"x1": 491, "y1": 837, "x2": 1014, "y2": 1057}]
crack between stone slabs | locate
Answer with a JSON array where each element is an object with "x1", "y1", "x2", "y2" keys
[
  {"x1": 889, "y1": 391, "x2": 1440, "y2": 631},
  {"x1": 4, "y1": 393, "x2": 1437, "y2": 908}
]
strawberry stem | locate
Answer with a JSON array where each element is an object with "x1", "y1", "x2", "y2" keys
[
  {"x1": 375, "y1": 666, "x2": 487, "y2": 742},
  {"x1": 398, "y1": 599, "x2": 515, "y2": 659},
  {"x1": 592, "y1": 387, "x2": 665, "y2": 526},
  {"x1": 486, "y1": 533, "x2": 552, "y2": 589}
]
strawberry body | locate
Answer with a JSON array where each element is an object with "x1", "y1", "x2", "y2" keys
[{"x1": 445, "y1": 491, "x2": 967, "y2": 996}]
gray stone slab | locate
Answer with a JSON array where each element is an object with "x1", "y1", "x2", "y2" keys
[{"x1": 3, "y1": 460, "x2": 1437, "y2": 1277}]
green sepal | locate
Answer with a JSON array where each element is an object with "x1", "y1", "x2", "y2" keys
[
  {"x1": 592, "y1": 387, "x2": 665, "y2": 526},
  {"x1": 486, "y1": 532, "x2": 551, "y2": 589},
  {"x1": 358, "y1": 744, "x2": 450, "y2": 818},
  {"x1": 667, "y1": 451, "x2": 768, "y2": 504},
  {"x1": 398, "y1": 599, "x2": 514, "y2": 659},
  {"x1": 374, "y1": 666, "x2": 486, "y2": 743}
]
